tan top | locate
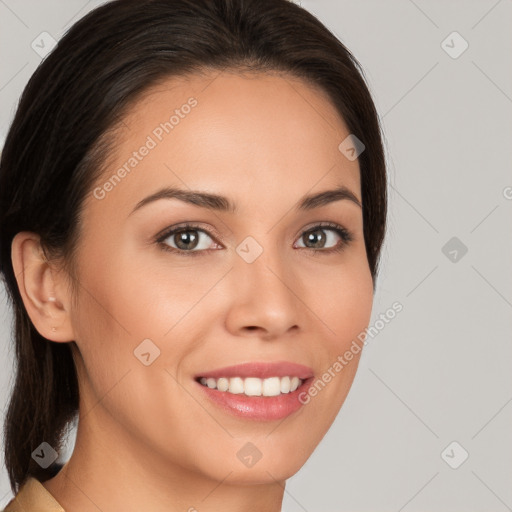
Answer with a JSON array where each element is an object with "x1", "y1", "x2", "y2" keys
[{"x1": 2, "y1": 477, "x2": 64, "y2": 512}]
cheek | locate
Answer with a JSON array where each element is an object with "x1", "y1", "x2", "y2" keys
[
  {"x1": 100, "y1": 246, "x2": 234, "y2": 336},
  {"x1": 69, "y1": 247, "x2": 232, "y2": 392},
  {"x1": 72, "y1": 248, "x2": 194, "y2": 340},
  {"x1": 300, "y1": 254, "x2": 373, "y2": 406},
  {"x1": 327, "y1": 272, "x2": 373, "y2": 347},
  {"x1": 301, "y1": 251, "x2": 374, "y2": 350}
]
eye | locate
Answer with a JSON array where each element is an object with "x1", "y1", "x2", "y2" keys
[
  {"x1": 294, "y1": 222, "x2": 353, "y2": 254},
  {"x1": 155, "y1": 221, "x2": 354, "y2": 257},
  {"x1": 156, "y1": 223, "x2": 221, "y2": 256}
]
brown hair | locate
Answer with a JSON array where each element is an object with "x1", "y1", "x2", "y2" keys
[{"x1": 0, "y1": 0, "x2": 387, "y2": 494}]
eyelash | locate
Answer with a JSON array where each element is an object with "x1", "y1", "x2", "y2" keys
[{"x1": 155, "y1": 221, "x2": 354, "y2": 257}]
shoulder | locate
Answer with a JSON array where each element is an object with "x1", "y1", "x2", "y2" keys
[{"x1": 2, "y1": 473, "x2": 65, "y2": 512}]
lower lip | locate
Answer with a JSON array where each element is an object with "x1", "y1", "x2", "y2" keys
[{"x1": 195, "y1": 377, "x2": 314, "y2": 421}]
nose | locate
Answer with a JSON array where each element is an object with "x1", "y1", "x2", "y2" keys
[{"x1": 224, "y1": 245, "x2": 302, "y2": 340}]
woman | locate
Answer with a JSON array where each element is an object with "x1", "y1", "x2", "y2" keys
[{"x1": 0, "y1": 0, "x2": 387, "y2": 510}]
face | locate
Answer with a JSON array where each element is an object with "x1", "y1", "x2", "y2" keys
[{"x1": 65, "y1": 71, "x2": 373, "y2": 483}]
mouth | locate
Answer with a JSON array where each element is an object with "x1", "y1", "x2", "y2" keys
[
  {"x1": 195, "y1": 375, "x2": 305, "y2": 396},
  {"x1": 193, "y1": 361, "x2": 315, "y2": 420}
]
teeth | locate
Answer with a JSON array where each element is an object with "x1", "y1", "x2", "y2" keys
[
  {"x1": 244, "y1": 377, "x2": 262, "y2": 396},
  {"x1": 290, "y1": 376, "x2": 300, "y2": 392},
  {"x1": 262, "y1": 377, "x2": 281, "y2": 396},
  {"x1": 229, "y1": 377, "x2": 244, "y2": 394},
  {"x1": 198, "y1": 376, "x2": 305, "y2": 396},
  {"x1": 280, "y1": 376, "x2": 291, "y2": 393},
  {"x1": 217, "y1": 377, "x2": 229, "y2": 392}
]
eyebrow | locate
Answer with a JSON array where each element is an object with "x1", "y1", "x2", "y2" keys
[{"x1": 129, "y1": 184, "x2": 361, "y2": 216}]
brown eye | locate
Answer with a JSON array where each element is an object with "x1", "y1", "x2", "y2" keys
[
  {"x1": 302, "y1": 229, "x2": 328, "y2": 249},
  {"x1": 158, "y1": 224, "x2": 220, "y2": 255},
  {"x1": 171, "y1": 229, "x2": 201, "y2": 250},
  {"x1": 294, "y1": 223, "x2": 353, "y2": 254}
]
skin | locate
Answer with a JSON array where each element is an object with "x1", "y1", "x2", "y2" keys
[{"x1": 12, "y1": 71, "x2": 374, "y2": 512}]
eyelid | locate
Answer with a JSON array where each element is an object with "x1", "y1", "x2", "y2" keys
[
  {"x1": 155, "y1": 221, "x2": 354, "y2": 255},
  {"x1": 154, "y1": 221, "x2": 226, "y2": 246},
  {"x1": 294, "y1": 221, "x2": 353, "y2": 246}
]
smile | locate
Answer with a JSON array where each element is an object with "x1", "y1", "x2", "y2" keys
[
  {"x1": 198, "y1": 376, "x2": 303, "y2": 396},
  {"x1": 194, "y1": 361, "x2": 315, "y2": 420}
]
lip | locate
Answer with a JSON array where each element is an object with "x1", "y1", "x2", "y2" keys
[
  {"x1": 194, "y1": 361, "x2": 315, "y2": 421},
  {"x1": 194, "y1": 361, "x2": 314, "y2": 380}
]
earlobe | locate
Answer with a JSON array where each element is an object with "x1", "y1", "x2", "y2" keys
[{"x1": 11, "y1": 231, "x2": 75, "y2": 342}]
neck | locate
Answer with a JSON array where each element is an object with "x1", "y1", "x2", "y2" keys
[{"x1": 42, "y1": 403, "x2": 285, "y2": 512}]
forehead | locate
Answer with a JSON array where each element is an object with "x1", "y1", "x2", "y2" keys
[{"x1": 87, "y1": 70, "x2": 361, "y2": 216}]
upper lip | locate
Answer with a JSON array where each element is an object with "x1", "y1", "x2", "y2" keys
[{"x1": 195, "y1": 361, "x2": 314, "y2": 380}]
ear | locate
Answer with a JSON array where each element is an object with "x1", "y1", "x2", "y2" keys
[{"x1": 11, "y1": 231, "x2": 75, "y2": 342}]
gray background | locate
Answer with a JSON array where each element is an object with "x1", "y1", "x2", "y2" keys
[{"x1": 1, "y1": 0, "x2": 511, "y2": 510}]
